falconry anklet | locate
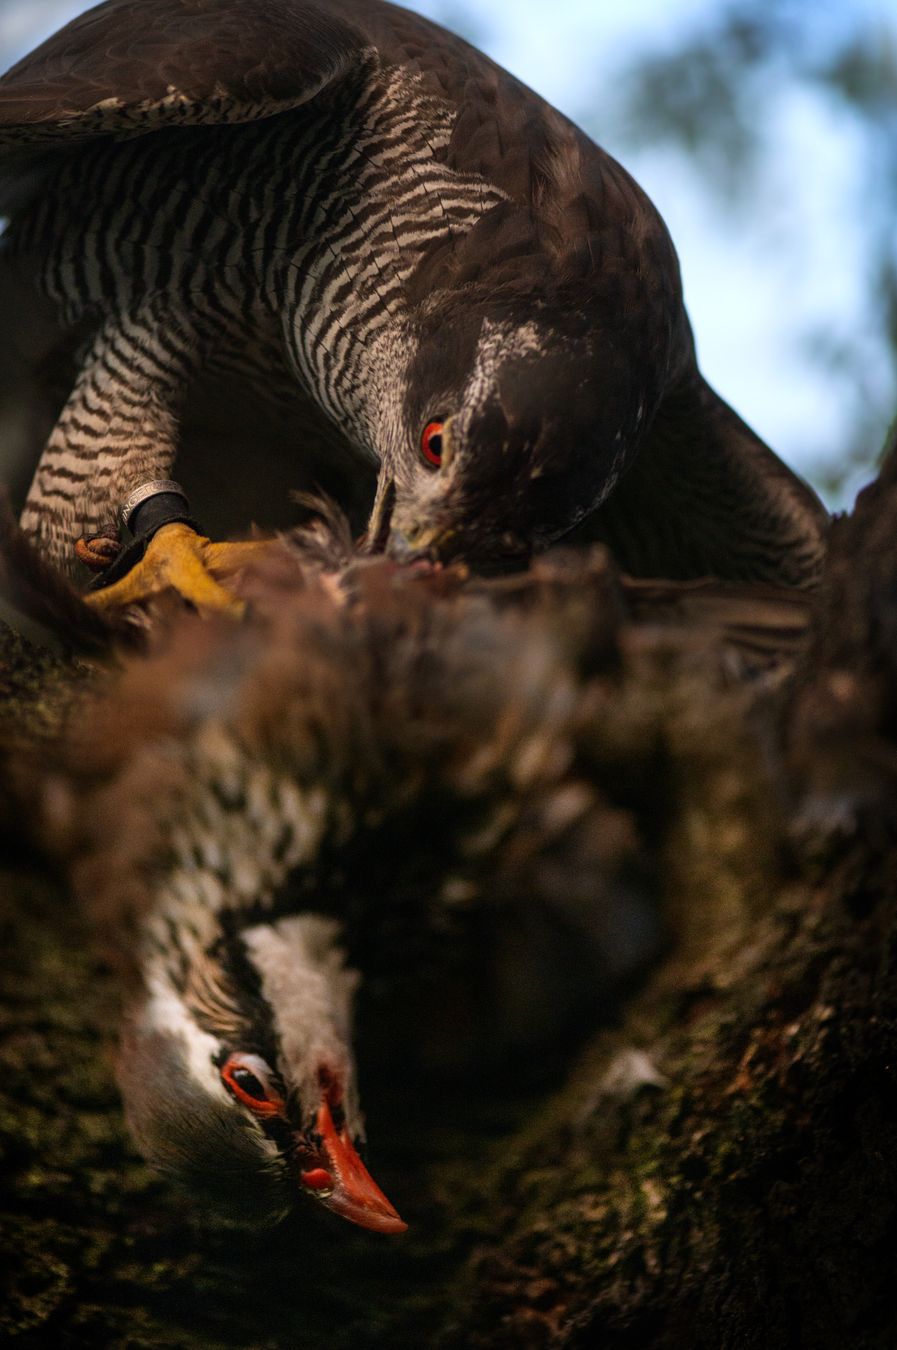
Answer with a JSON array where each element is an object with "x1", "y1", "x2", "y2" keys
[{"x1": 90, "y1": 479, "x2": 201, "y2": 590}]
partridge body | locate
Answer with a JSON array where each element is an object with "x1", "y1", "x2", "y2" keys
[
  {"x1": 0, "y1": 0, "x2": 827, "y2": 602},
  {"x1": 29, "y1": 535, "x2": 810, "y2": 1229}
]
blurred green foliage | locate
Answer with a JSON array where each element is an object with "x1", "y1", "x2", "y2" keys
[{"x1": 602, "y1": 0, "x2": 897, "y2": 497}]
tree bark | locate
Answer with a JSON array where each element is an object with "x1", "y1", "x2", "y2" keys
[{"x1": 2, "y1": 445, "x2": 896, "y2": 1348}]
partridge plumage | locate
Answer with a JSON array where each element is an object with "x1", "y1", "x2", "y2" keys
[
  {"x1": 22, "y1": 531, "x2": 810, "y2": 1229},
  {"x1": 0, "y1": 0, "x2": 828, "y2": 608}
]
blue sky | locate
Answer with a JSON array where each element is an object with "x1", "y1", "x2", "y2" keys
[{"x1": 2, "y1": 0, "x2": 892, "y2": 506}]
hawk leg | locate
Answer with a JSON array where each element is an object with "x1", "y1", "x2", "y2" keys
[
  {"x1": 85, "y1": 522, "x2": 273, "y2": 617},
  {"x1": 20, "y1": 302, "x2": 208, "y2": 575}
]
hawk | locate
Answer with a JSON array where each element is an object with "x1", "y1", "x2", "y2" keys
[{"x1": 0, "y1": 0, "x2": 828, "y2": 608}]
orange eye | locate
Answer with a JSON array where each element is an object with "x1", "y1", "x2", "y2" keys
[
  {"x1": 221, "y1": 1053, "x2": 286, "y2": 1118},
  {"x1": 420, "y1": 420, "x2": 445, "y2": 467}
]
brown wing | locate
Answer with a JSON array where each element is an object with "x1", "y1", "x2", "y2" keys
[
  {"x1": 0, "y1": 0, "x2": 372, "y2": 144},
  {"x1": 576, "y1": 374, "x2": 830, "y2": 588}
]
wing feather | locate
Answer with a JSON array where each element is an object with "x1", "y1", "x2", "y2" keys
[{"x1": 0, "y1": 0, "x2": 370, "y2": 144}]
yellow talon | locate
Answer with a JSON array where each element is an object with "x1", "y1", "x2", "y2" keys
[{"x1": 85, "y1": 523, "x2": 272, "y2": 617}]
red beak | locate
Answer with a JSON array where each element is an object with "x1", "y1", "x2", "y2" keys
[{"x1": 300, "y1": 1096, "x2": 407, "y2": 1235}]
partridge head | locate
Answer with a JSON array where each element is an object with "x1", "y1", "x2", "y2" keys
[{"x1": 120, "y1": 909, "x2": 406, "y2": 1232}]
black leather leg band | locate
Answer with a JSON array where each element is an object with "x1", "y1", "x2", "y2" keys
[{"x1": 89, "y1": 481, "x2": 202, "y2": 591}]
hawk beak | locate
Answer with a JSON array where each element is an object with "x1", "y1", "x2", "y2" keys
[
  {"x1": 300, "y1": 1096, "x2": 408, "y2": 1234},
  {"x1": 406, "y1": 524, "x2": 456, "y2": 554},
  {"x1": 387, "y1": 524, "x2": 458, "y2": 564}
]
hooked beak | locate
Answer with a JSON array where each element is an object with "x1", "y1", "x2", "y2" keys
[
  {"x1": 365, "y1": 481, "x2": 456, "y2": 566},
  {"x1": 389, "y1": 521, "x2": 530, "y2": 575},
  {"x1": 300, "y1": 1096, "x2": 407, "y2": 1235},
  {"x1": 388, "y1": 523, "x2": 458, "y2": 563}
]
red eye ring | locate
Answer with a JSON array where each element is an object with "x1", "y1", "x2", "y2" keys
[
  {"x1": 420, "y1": 420, "x2": 445, "y2": 468},
  {"x1": 221, "y1": 1053, "x2": 286, "y2": 1119}
]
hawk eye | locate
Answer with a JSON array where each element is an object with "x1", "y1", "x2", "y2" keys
[
  {"x1": 220, "y1": 1052, "x2": 286, "y2": 1118},
  {"x1": 420, "y1": 420, "x2": 445, "y2": 468}
]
